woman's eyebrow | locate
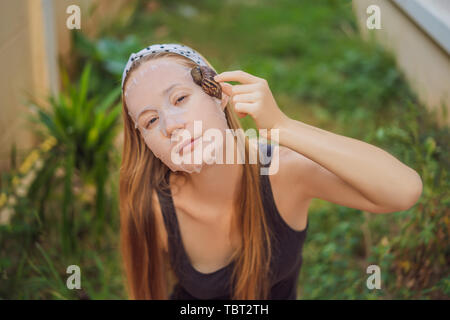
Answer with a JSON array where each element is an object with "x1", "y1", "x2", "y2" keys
[
  {"x1": 162, "y1": 83, "x2": 182, "y2": 96},
  {"x1": 135, "y1": 105, "x2": 158, "y2": 122}
]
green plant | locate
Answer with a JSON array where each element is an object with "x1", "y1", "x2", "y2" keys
[
  {"x1": 367, "y1": 101, "x2": 449, "y2": 299},
  {"x1": 27, "y1": 63, "x2": 122, "y2": 255},
  {"x1": 71, "y1": 31, "x2": 142, "y2": 95}
]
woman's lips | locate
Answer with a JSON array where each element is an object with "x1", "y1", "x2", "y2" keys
[{"x1": 179, "y1": 136, "x2": 201, "y2": 155}]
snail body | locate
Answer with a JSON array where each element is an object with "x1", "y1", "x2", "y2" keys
[{"x1": 190, "y1": 66, "x2": 222, "y2": 100}]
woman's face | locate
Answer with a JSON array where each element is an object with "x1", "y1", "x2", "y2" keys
[{"x1": 124, "y1": 57, "x2": 230, "y2": 173}]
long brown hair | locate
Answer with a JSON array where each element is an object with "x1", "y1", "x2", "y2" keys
[{"x1": 119, "y1": 50, "x2": 273, "y2": 299}]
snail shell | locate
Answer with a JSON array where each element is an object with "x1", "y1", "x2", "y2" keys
[{"x1": 190, "y1": 66, "x2": 222, "y2": 100}]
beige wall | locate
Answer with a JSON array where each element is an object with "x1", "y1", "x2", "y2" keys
[
  {"x1": 0, "y1": 1, "x2": 41, "y2": 171},
  {"x1": 0, "y1": 0, "x2": 127, "y2": 172},
  {"x1": 353, "y1": 0, "x2": 450, "y2": 127}
]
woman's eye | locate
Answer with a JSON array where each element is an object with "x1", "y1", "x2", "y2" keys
[
  {"x1": 175, "y1": 95, "x2": 188, "y2": 105},
  {"x1": 146, "y1": 117, "x2": 158, "y2": 129}
]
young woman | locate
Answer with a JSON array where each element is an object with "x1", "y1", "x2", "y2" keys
[{"x1": 119, "y1": 43, "x2": 423, "y2": 300}]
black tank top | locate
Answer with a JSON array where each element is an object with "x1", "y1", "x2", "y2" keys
[{"x1": 156, "y1": 142, "x2": 309, "y2": 300}]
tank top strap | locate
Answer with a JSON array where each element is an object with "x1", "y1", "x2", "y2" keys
[{"x1": 258, "y1": 141, "x2": 273, "y2": 169}]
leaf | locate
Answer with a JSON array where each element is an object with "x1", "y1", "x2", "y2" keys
[
  {"x1": 77, "y1": 63, "x2": 92, "y2": 113},
  {"x1": 87, "y1": 127, "x2": 99, "y2": 149},
  {"x1": 35, "y1": 243, "x2": 62, "y2": 286},
  {"x1": 425, "y1": 137, "x2": 436, "y2": 159},
  {"x1": 95, "y1": 87, "x2": 121, "y2": 114}
]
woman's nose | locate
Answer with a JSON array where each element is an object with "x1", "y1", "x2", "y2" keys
[{"x1": 163, "y1": 116, "x2": 186, "y2": 137}]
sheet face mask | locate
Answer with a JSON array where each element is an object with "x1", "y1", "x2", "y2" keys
[{"x1": 124, "y1": 59, "x2": 229, "y2": 173}]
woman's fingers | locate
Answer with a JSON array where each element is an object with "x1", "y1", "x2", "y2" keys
[
  {"x1": 233, "y1": 92, "x2": 257, "y2": 118},
  {"x1": 218, "y1": 83, "x2": 248, "y2": 118},
  {"x1": 232, "y1": 92, "x2": 259, "y2": 103},
  {"x1": 215, "y1": 70, "x2": 287, "y2": 131},
  {"x1": 231, "y1": 83, "x2": 261, "y2": 94},
  {"x1": 234, "y1": 102, "x2": 255, "y2": 114},
  {"x1": 219, "y1": 82, "x2": 233, "y2": 96},
  {"x1": 218, "y1": 81, "x2": 259, "y2": 97},
  {"x1": 214, "y1": 70, "x2": 262, "y2": 84},
  {"x1": 214, "y1": 70, "x2": 269, "y2": 120}
]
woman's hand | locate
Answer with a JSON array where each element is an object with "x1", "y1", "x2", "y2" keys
[{"x1": 214, "y1": 70, "x2": 289, "y2": 139}]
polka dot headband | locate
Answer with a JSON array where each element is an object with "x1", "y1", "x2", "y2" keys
[{"x1": 121, "y1": 43, "x2": 209, "y2": 90}]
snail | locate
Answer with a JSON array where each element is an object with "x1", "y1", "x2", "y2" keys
[{"x1": 190, "y1": 65, "x2": 222, "y2": 100}]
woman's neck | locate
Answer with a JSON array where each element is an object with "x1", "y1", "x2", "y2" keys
[{"x1": 172, "y1": 137, "x2": 245, "y2": 209}]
